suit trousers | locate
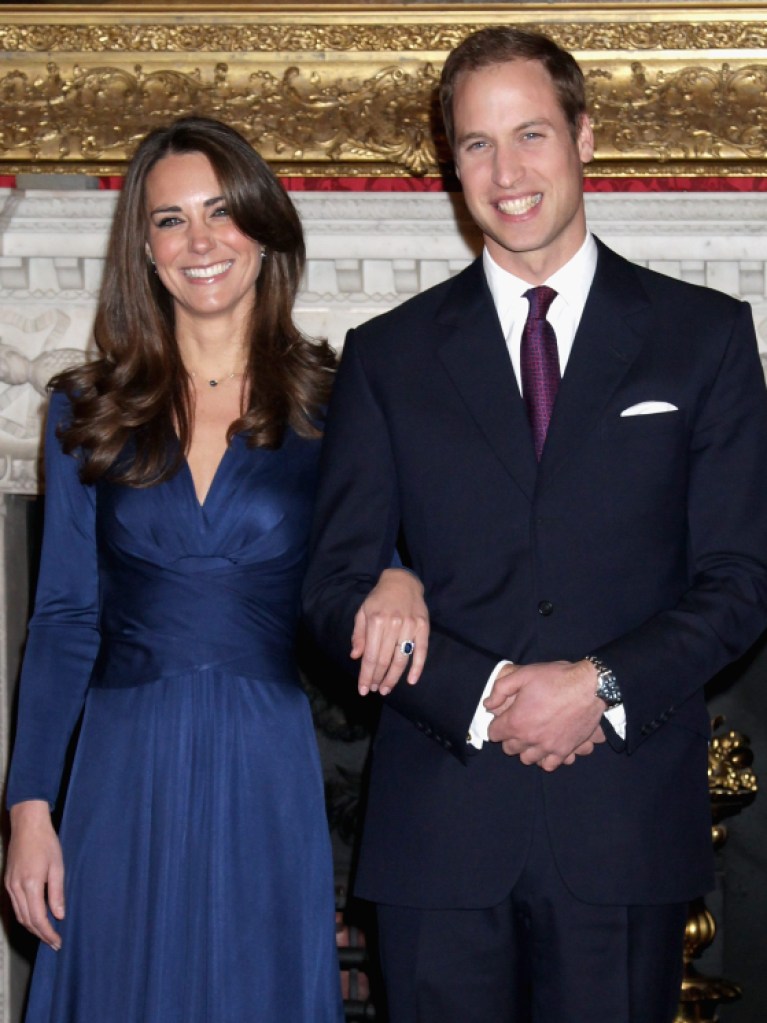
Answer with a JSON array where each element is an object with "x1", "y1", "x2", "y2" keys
[{"x1": 376, "y1": 797, "x2": 688, "y2": 1023}]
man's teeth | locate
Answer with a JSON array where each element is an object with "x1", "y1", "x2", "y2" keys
[
  {"x1": 497, "y1": 194, "x2": 542, "y2": 215},
  {"x1": 183, "y1": 260, "x2": 233, "y2": 279}
]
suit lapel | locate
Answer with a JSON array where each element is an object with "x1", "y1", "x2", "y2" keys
[
  {"x1": 540, "y1": 240, "x2": 653, "y2": 479},
  {"x1": 433, "y1": 245, "x2": 654, "y2": 496},
  {"x1": 436, "y1": 260, "x2": 538, "y2": 500}
]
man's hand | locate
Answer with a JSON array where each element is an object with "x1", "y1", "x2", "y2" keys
[{"x1": 485, "y1": 660, "x2": 606, "y2": 771}]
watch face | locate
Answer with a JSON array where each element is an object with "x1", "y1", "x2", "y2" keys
[
  {"x1": 587, "y1": 656, "x2": 621, "y2": 706},
  {"x1": 597, "y1": 675, "x2": 621, "y2": 706}
]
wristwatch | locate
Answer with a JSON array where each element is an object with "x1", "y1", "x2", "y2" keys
[{"x1": 584, "y1": 654, "x2": 622, "y2": 708}]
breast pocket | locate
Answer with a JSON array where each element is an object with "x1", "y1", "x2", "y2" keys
[
  {"x1": 606, "y1": 409, "x2": 685, "y2": 461},
  {"x1": 594, "y1": 410, "x2": 688, "y2": 513}
]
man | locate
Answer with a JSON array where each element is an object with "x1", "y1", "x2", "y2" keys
[{"x1": 303, "y1": 26, "x2": 767, "y2": 1023}]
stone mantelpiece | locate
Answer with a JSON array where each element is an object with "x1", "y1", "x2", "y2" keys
[
  {"x1": 2, "y1": 188, "x2": 767, "y2": 1021},
  {"x1": 1, "y1": 189, "x2": 767, "y2": 498}
]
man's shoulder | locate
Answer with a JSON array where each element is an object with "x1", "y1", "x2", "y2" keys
[
  {"x1": 597, "y1": 238, "x2": 743, "y2": 316},
  {"x1": 348, "y1": 258, "x2": 483, "y2": 345}
]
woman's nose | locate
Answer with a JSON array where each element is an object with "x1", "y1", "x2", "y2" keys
[{"x1": 188, "y1": 223, "x2": 214, "y2": 253}]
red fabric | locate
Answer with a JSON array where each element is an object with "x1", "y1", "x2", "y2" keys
[
  {"x1": 278, "y1": 176, "x2": 446, "y2": 192},
  {"x1": 0, "y1": 176, "x2": 16, "y2": 188},
  {"x1": 96, "y1": 175, "x2": 767, "y2": 193},
  {"x1": 584, "y1": 177, "x2": 767, "y2": 193}
]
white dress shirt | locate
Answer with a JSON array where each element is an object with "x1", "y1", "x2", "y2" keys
[{"x1": 467, "y1": 234, "x2": 626, "y2": 747}]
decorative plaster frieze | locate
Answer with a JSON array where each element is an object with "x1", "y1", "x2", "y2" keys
[{"x1": 1, "y1": 189, "x2": 767, "y2": 494}]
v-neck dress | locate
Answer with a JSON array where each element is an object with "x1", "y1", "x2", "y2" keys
[{"x1": 7, "y1": 390, "x2": 344, "y2": 1023}]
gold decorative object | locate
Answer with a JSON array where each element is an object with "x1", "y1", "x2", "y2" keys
[
  {"x1": 675, "y1": 718, "x2": 757, "y2": 1022},
  {"x1": 708, "y1": 717, "x2": 758, "y2": 848},
  {"x1": 0, "y1": 4, "x2": 767, "y2": 177}
]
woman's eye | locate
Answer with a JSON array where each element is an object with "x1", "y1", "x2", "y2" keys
[
  {"x1": 212, "y1": 206, "x2": 229, "y2": 218},
  {"x1": 155, "y1": 216, "x2": 181, "y2": 228}
]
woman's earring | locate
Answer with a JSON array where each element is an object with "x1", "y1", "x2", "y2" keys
[{"x1": 260, "y1": 249, "x2": 267, "y2": 261}]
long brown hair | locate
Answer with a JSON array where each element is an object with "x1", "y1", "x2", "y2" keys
[
  {"x1": 53, "y1": 116, "x2": 335, "y2": 486},
  {"x1": 439, "y1": 27, "x2": 588, "y2": 151}
]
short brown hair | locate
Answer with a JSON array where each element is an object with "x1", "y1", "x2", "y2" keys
[{"x1": 439, "y1": 26, "x2": 588, "y2": 151}]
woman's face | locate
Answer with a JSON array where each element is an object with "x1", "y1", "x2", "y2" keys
[{"x1": 144, "y1": 150, "x2": 263, "y2": 333}]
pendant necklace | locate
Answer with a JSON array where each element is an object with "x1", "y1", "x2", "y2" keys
[
  {"x1": 205, "y1": 372, "x2": 235, "y2": 388},
  {"x1": 190, "y1": 370, "x2": 239, "y2": 389}
]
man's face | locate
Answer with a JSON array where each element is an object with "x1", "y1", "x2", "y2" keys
[{"x1": 452, "y1": 58, "x2": 594, "y2": 284}]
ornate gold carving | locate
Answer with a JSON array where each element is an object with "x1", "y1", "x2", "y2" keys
[
  {"x1": 4, "y1": 18, "x2": 767, "y2": 55},
  {"x1": 1, "y1": 5, "x2": 767, "y2": 176},
  {"x1": 708, "y1": 719, "x2": 758, "y2": 801},
  {"x1": 0, "y1": 58, "x2": 442, "y2": 175},
  {"x1": 675, "y1": 718, "x2": 758, "y2": 1022},
  {"x1": 590, "y1": 61, "x2": 767, "y2": 162}
]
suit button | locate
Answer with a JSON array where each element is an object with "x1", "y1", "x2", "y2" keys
[{"x1": 538, "y1": 600, "x2": 554, "y2": 616}]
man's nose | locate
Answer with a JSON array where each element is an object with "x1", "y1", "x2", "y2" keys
[{"x1": 493, "y1": 145, "x2": 524, "y2": 189}]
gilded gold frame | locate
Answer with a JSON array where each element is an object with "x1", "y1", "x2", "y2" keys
[{"x1": 1, "y1": 3, "x2": 767, "y2": 177}]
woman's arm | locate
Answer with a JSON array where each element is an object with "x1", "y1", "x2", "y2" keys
[
  {"x1": 5, "y1": 801, "x2": 65, "y2": 950},
  {"x1": 5, "y1": 391, "x2": 101, "y2": 948},
  {"x1": 351, "y1": 567, "x2": 429, "y2": 696}
]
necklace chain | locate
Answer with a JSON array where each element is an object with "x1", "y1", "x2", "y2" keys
[{"x1": 189, "y1": 369, "x2": 241, "y2": 389}]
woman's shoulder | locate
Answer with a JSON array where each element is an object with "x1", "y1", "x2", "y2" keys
[{"x1": 45, "y1": 386, "x2": 74, "y2": 431}]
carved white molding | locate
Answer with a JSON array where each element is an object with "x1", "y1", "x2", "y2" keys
[
  {"x1": 1, "y1": 188, "x2": 767, "y2": 494},
  {"x1": 2, "y1": 186, "x2": 767, "y2": 1023},
  {"x1": 0, "y1": 494, "x2": 8, "y2": 1023}
]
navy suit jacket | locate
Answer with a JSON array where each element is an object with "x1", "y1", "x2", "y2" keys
[{"x1": 303, "y1": 239, "x2": 767, "y2": 908}]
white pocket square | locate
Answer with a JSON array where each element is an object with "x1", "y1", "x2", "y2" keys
[{"x1": 620, "y1": 401, "x2": 678, "y2": 417}]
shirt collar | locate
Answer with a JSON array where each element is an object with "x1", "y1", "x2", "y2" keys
[{"x1": 483, "y1": 233, "x2": 598, "y2": 337}]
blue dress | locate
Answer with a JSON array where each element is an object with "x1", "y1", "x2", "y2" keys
[{"x1": 7, "y1": 391, "x2": 344, "y2": 1023}]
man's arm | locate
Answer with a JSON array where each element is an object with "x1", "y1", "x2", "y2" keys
[
  {"x1": 597, "y1": 301, "x2": 767, "y2": 751},
  {"x1": 302, "y1": 332, "x2": 501, "y2": 761},
  {"x1": 489, "y1": 301, "x2": 767, "y2": 759}
]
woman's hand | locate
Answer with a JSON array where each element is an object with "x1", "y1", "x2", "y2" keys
[
  {"x1": 5, "y1": 800, "x2": 65, "y2": 950},
  {"x1": 351, "y1": 568, "x2": 429, "y2": 696}
]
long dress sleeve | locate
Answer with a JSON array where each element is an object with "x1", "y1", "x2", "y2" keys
[{"x1": 6, "y1": 390, "x2": 100, "y2": 809}]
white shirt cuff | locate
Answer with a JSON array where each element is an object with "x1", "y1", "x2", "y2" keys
[
  {"x1": 467, "y1": 660, "x2": 513, "y2": 749},
  {"x1": 604, "y1": 703, "x2": 626, "y2": 740}
]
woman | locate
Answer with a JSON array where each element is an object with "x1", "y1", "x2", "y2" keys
[{"x1": 5, "y1": 116, "x2": 427, "y2": 1022}]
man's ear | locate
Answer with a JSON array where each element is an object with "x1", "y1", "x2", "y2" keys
[{"x1": 577, "y1": 115, "x2": 595, "y2": 166}]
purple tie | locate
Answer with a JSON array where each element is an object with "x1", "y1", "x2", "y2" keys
[{"x1": 520, "y1": 285, "x2": 560, "y2": 460}]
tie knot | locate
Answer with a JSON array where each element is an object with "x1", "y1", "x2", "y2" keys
[{"x1": 524, "y1": 285, "x2": 557, "y2": 321}]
